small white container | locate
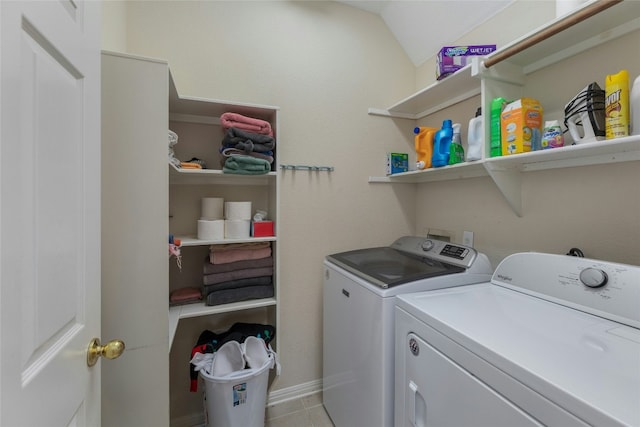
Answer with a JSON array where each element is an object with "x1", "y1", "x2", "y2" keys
[
  {"x1": 631, "y1": 75, "x2": 640, "y2": 136},
  {"x1": 466, "y1": 108, "x2": 483, "y2": 161}
]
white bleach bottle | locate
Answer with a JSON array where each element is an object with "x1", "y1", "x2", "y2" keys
[
  {"x1": 631, "y1": 74, "x2": 640, "y2": 135},
  {"x1": 467, "y1": 107, "x2": 483, "y2": 161}
]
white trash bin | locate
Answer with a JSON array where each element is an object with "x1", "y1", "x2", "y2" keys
[{"x1": 200, "y1": 338, "x2": 277, "y2": 427}]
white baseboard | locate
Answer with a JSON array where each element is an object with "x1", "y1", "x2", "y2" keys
[
  {"x1": 170, "y1": 379, "x2": 324, "y2": 427},
  {"x1": 266, "y1": 378, "x2": 323, "y2": 406},
  {"x1": 170, "y1": 412, "x2": 205, "y2": 427}
]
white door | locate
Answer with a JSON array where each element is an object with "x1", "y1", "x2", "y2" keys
[{"x1": 0, "y1": 1, "x2": 103, "y2": 425}]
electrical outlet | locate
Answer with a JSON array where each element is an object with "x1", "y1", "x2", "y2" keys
[{"x1": 462, "y1": 230, "x2": 474, "y2": 247}]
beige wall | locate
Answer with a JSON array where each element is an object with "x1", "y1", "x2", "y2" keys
[
  {"x1": 102, "y1": 1, "x2": 128, "y2": 52},
  {"x1": 415, "y1": 1, "x2": 556, "y2": 88},
  {"x1": 101, "y1": 0, "x2": 640, "y2": 421}
]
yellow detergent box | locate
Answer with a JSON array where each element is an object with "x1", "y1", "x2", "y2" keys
[{"x1": 501, "y1": 98, "x2": 543, "y2": 155}]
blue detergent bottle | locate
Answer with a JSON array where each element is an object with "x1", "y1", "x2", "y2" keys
[{"x1": 432, "y1": 119, "x2": 453, "y2": 167}]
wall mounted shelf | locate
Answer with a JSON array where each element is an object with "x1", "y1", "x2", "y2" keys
[{"x1": 369, "y1": 136, "x2": 640, "y2": 216}]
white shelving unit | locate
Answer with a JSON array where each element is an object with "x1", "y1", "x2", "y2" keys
[
  {"x1": 370, "y1": 136, "x2": 640, "y2": 215},
  {"x1": 169, "y1": 295, "x2": 277, "y2": 353},
  {"x1": 368, "y1": 0, "x2": 640, "y2": 216},
  {"x1": 368, "y1": 64, "x2": 480, "y2": 120},
  {"x1": 169, "y1": 163, "x2": 277, "y2": 185},
  {"x1": 101, "y1": 51, "x2": 172, "y2": 425},
  {"x1": 168, "y1": 72, "x2": 280, "y2": 350}
]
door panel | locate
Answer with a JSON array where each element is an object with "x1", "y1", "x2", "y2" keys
[{"x1": 22, "y1": 14, "x2": 84, "y2": 358}]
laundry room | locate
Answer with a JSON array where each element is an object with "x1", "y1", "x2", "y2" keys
[{"x1": 99, "y1": 1, "x2": 640, "y2": 426}]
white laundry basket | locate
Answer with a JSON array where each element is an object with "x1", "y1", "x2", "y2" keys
[{"x1": 200, "y1": 347, "x2": 275, "y2": 427}]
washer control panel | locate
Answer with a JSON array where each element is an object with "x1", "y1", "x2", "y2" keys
[
  {"x1": 392, "y1": 237, "x2": 477, "y2": 269},
  {"x1": 492, "y1": 253, "x2": 640, "y2": 328}
]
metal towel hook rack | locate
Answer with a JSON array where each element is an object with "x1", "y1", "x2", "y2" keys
[{"x1": 280, "y1": 164, "x2": 334, "y2": 172}]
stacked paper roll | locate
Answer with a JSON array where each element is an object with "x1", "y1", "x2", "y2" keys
[
  {"x1": 224, "y1": 201, "x2": 252, "y2": 220},
  {"x1": 198, "y1": 219, "x2": 225, "y2": 240},
  {"x1": 224, "y1": 219, "x2": 251, "y2": 239},
  {"x1": 202, "y1": 198, "x2": 224, "y2": 220}
]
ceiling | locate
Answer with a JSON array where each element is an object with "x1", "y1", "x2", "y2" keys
[{"x1": 336, "y1": 0, "x2": 515, "y2": 66}]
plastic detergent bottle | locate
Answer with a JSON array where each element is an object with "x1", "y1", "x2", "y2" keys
[
  {"x1": 414, "y1": 126, "x2": 437, "y2": 169},
  {"x1": 490, "y1": 97, "x2": 507, "y2": 157},
  {"x1": 467, "y1": 107, "x2": 483, "y2": 161},
  {"x1": 605, "y1": 69, "x2": 630, "y2": 139},
  {"x1": 448, "y1": 123, "x2": 464, "y2": 165},
  {"x1": 631, "y1": 74, "x2": 640, "y2": 136},
  {"x1": 432, "y1": 120, "x2": 453, "y2": 168},
  {"x1": 541, "y1": 120, "x2": 564, "y2": 149}
]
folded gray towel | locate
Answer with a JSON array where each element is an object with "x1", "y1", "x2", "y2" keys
[
  {"x1": 203, "y1": 266, "x2": 274, "y2": 285},
  {"x1": 205, "y1": 284, "x2": 274, "y2": 306},
  {"x1": 203, "y1": 276, "x2": 272, "y2": 295},
  {"x1": 222, "y1": 127, "x2": 275, "y2": 152}
]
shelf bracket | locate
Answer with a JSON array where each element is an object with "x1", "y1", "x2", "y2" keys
[
  {"x1": 474, "y1": 59, "x2": 525, "y2": 86},
  {"x1": 484, "y1": 162, "x2": 523, "y2": 217}
]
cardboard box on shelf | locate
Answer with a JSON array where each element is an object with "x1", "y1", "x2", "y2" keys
[{"x1": 436, "y1": 45, "x2": 496, "y2": 80}]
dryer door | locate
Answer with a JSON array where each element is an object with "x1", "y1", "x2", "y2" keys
[{"x1": 402, "y1": 333, "x2": 542, "y2": 427}]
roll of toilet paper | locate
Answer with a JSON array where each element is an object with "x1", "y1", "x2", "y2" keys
[
  {"x1": 225, "y1": 219, "x2": 250, "y2": 239},
  {"x1": 197, "y1": 219, "x2": 225, "y2": 241},
  {"x1": 224, "y1": 201, "x2": 252, "y2": 220},
  {"x1": 202, "y1": 198, "x2": 224, "y2": 220}
]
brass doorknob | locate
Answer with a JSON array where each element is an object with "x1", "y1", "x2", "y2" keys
[{"x1": 87, "y1": 338, "x2": 125, "y2": 367}]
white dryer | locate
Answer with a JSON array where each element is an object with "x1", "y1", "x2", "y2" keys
[
  {"x1": 395, "y1": 252, "x2": 640, "y2": 427},
  {"x1": 323, "y1": 236, "x2": 493, "y2": 427}
]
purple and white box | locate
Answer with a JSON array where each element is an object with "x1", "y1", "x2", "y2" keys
[{"x1": 436, "y1": 45, "x2": 496, "y2": 80}]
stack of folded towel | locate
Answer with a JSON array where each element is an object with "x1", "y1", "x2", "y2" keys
[
  {"x1": 203, "y1": 242, "x2": 274, "y2": 306},
  {"x1": 221, "y1": 112, "x2": 273, "y2": 136},
  {"x1": 219, "y1": 112, "x2": 275, "y2": 174}
]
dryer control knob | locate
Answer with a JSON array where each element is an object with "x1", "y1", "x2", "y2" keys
[
  {"x1": 421, "y1": 240, "x2": 435, "y2": 251},
  {"x1": 580, "y1": 268, "x2": 608, "y2": 288}
]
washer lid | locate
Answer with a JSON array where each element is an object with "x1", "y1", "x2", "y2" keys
[
  {"x1": 396, "y1": 284, "x2": 640, "y2": 427},
  {"x1": 326, "y1": 246, "x2": 463, "y2": 288}
]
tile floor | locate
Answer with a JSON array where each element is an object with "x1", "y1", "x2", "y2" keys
[{"x1": 265, "y1": 393, "x2": 335, "y2": 427}]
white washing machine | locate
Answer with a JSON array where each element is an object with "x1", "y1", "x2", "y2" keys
[
  {"x1": 323, "y1": 236, "x2": 493, "y2": 427},
  {"x1": 395, "y1": 252, "x2": 640, "y2": 427}
]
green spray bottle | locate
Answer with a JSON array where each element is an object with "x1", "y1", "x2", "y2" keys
[
  {"x1": 490, "y1": 97, "x2": 507, "y2": 157},
  {"x1": 448, "y1": 123, "x2": 464, "y2": 165}
]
